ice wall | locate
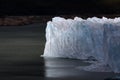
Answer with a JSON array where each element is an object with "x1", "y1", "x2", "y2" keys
[{"x1": 43, "y1": 17, "x2": 120, "y2": 73}]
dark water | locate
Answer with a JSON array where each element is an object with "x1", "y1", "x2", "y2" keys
[
  {"x1": 0, "y1": 23, "x2": 118, "y2": 80},
  {"x1": 0, "y1": 23, "x2": 45, "y2": 80}
]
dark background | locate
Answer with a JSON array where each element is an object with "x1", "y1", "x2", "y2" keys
[{"x1": 0, "y1": 0, "x2": 120, "y2": 15}]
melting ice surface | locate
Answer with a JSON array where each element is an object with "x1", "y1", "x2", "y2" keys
[{"x1": 43, "y1": 17, "x2": 120, "y2": 73}]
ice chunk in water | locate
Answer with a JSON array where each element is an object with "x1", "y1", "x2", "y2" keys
[{"x1": 43, "y1": 17, "x2": 120, "y2": 73}]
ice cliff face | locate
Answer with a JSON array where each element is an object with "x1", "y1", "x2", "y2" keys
[{"x1": 43, "y1": 17, "x2": 120, "y2": 73}]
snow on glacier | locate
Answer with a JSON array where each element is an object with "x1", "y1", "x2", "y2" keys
[{"x1": 43, "y1": 17, "x2": 120, "y2": 73}]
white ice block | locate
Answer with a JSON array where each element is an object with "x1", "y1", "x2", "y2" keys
[{"x1": 43, "y1": 17, "x2": 120, "y2": 73}]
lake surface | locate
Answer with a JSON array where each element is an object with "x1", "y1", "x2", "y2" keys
[{"x1": 0, "y1": 23, "x2": 119, "y2": 80}]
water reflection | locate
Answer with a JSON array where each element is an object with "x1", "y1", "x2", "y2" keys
[
  {"x1": 44, "y1": 57, "x2": 90, "y2": 78},
  {"x1": 44, "y1": 57, "x2": 116, "y2": 80}
]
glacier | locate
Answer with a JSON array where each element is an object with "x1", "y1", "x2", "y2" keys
[{"x1": 43, "y1": 17, "x2": 120, "y2": 73}]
